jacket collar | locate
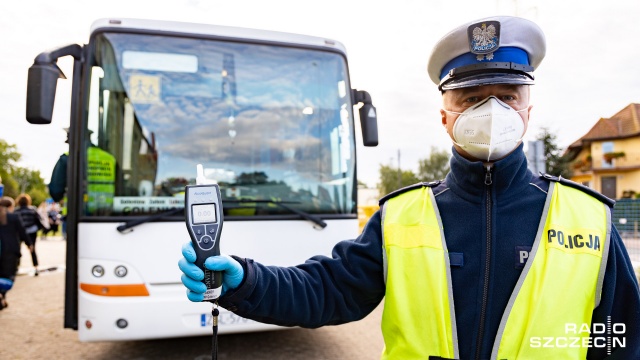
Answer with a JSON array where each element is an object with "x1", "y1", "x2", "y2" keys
[{"x1": 445, "y1": 143, "x2": 532, "y2": 201}]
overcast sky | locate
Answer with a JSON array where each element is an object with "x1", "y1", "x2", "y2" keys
[{"x1": 2, "y1": 0, "x2": 639, "y2": 187}]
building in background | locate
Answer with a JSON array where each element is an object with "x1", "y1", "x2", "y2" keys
[
  {"x1": 357, "y1": 186, "x2": 380, "y2": 232},
  {"x1": 565, "y1": 103, "x2": 640, "y2": 199},
  {"x1": 526, "y1": 140, "x2": 546, "y2": 175}
]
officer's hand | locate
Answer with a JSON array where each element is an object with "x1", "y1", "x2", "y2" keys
[{"x1": 178, "y1": 242, "x2": 244, "y2": 302}]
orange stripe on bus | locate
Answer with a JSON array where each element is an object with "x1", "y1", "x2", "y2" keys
[{"x1": 80, "y1": 283, "x2": 149, "y2": 296}]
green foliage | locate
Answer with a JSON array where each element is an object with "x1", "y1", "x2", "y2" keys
[
  {"x1": 12, "y1": 167, "x2": 48, "y2": 206},
  {"x1": 417, "y1": 147, "x2": 451, "y2": 181},
  {"x1": 377, "y1": 147, "x2": 451, "y2": 195},
  {"x1": 28, "y1": 188, "x2": 49, "y2": 206},
  {"x1": 0, "y1": 139, "x2": 21, "y2": 197},
  {"x1": 537, "y1": 127, "x2": 573, "y2": 178},
  {"x1": 377, "y1": 164, "x2": 420, "y2": 195},
  {"x1": 0, "y1": 176, "x2": 19, "y2": 199},
  {"x1": 603, "y1": 151, "x2": 625, "y2": 163},
  {"x1": 0, "y1": 139, "x2": 21, "y2": 171},
  {"x1": 0, "y1": 138, "x2": 48, "y2": 205}
]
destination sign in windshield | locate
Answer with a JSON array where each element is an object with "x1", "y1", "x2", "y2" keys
[{"x1": 113, "y1": 197, "x2": 185, "y2": 214}]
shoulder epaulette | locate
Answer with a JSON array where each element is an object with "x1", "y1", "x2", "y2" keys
[
  {"x1": 378, "y1": 180, "x2": 443, "y2": 206},
  {"x1": 539, "y1": 173, "x2": 615, "y2": 207}
]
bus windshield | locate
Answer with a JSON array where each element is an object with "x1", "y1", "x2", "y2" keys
[{"x1": 83, "y1": 32, "x2": 356, "y2": 218}]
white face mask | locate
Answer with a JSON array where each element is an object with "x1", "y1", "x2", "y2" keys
[{"x1": 444, "y1": 96, "x2": 527, "y2": 162}]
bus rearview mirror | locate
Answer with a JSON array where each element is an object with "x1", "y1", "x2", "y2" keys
[
  {"x1": 26, "y1": 64, "x2": 64, "y2": 124},
  {"x1": 359, "y1": 104, "x2": 378, "y2": 147}
]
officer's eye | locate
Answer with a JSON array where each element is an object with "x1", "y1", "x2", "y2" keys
[
  {"x1": 464, "y1": 96, "x2": 480, "y2": 103},
  {"x1": 501, "y1": 95, "x2": 516, "y2": 102}
]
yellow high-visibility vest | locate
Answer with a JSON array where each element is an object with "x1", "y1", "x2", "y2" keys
[
  {"x1": 61, "y1": 196, "x2": 67, "y2": 216},
  {"x1": 86, "y1": 146, "x2": 116, "y2": 214},
  {"x1": 380, "y1": 181, "x2": 610, "y2": 359},
  {"x1": 61, "y1": 152, "x2": 68, "y2": 216}
]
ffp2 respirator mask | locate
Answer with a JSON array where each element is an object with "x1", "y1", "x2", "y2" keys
[{"x1": 444, "y1": 96, "x2": 527, "y2": 162}]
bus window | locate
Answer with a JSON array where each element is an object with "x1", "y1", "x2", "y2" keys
[{"x1": 84, "y1": 32, "x2": 356, "y2": 218}]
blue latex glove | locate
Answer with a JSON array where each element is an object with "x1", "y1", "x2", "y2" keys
[{"x1": 178, "y1": 242, "x2": 244, "y2": 302}]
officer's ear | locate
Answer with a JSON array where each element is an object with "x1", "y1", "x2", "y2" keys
[
  {"x1": 440, "y1": 108, "x2": 447, "y2": 127},
  {"x1": 440, "y1": 90, "x2": 449, "y2": 127}
]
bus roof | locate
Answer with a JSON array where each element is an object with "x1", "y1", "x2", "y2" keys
[{"x1": 90, "y1": 18, "x2": 348, "y2": 55}]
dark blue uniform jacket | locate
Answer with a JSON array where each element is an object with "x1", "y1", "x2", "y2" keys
[{"x1": 220, "y1": 145, "x2": 640, "y2": 359}]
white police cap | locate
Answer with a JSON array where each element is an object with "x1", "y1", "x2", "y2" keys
[{"x1": 428, "y1": 16, "x2": 546, "y2": 91}]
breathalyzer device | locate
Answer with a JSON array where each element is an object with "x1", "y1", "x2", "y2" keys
[{"x1": 185, "y1": 165, "x2": 223, "y2": 301}]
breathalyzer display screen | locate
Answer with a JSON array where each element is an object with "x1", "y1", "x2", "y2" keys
[{"x1": 191, "y1": 204, "x2": 217, "y2": 224}]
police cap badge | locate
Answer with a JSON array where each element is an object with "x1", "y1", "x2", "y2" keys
[{"x1": 428, "y1": 16, "x2": 546, "y2": 91}]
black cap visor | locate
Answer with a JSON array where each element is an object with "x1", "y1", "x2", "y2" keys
[{"x1": 439, "y1": 62, "x2": 534, "y2": 91}]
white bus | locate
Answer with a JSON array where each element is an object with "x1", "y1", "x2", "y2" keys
[{"x1": 25, "y1": 18, "x2": 378, "y2": 342}]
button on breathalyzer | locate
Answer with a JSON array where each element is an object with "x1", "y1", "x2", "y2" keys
[{"x1": 185, "y1": 165, "x2": 223, "y2": 301}]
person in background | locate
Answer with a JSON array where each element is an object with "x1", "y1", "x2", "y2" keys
[
  {"x1": 49, "y1": 128, "x2": 69, "y2": 240},
  {"x1": 49, "y1": 143, "x2": 68, "y2": 205},
  {"x1": 0, "y1": 196, "x2": 31, "y2": 309},
  {"x1": 49, "y1": 127, "x2": 116, "y2": 232},
  {"x1": 36, "y1": 202, "x2": 50, "y2": 240},
  {"x1": 47, "y1": 203, "x2": 61, "y2": 238},
  {"x1": 14, "y1": 194, "x2": 45, "y2": 276}
]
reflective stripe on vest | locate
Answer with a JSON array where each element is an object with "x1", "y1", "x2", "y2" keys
[
  {"x1": 381, "y1": 186, "x2": 459, "y2": 359},
  {"x1": 380, "y1": 182, "x2": 610, "y2": 359},
  {"x1": 62, "y1": 152, "x2": 69, "y2": 215},
  {"x1": 61, "y1": 195, "x2": 67, "y2": 216}
]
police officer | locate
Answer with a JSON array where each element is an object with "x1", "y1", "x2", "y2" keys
[
  {"x1": 49, "y1": 128, "x2": 70, "y2": 239},
  {"x1": 49, "y1": 128, "x2": 115, "y2": 218},
  {"x1": 179, "y1": 16, "x2": 640, "y2": 359}
]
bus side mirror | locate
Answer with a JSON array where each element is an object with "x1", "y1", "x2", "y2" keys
[
  {"x1": 352, "y1": 89, "x2": 378, "y2": 147},
  {"x1": 26, "y1": 44, "x2": 82, "y2": 125},
  {"x1": 26, "y1": 63, "x2": 65, "y2": 124}
]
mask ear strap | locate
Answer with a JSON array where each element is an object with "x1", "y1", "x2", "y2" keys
[
  {"x1": 514, "y1": 105, "x2": 529, "y2": 140},
  {"x1": 451, "y1": 139, "x2": 466, "y2": 148}
]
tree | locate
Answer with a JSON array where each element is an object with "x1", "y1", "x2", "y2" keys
[
  {"x1": 537, "y1": 127, "x2": 573, "y2": 178},
  {"x1": 0, "y1": 139, "x2": 48, "y2": 204},
  {"x1": 417, "y1": 147, "x2": 451, "y2": 181},
  {"x1": 0, "y1": 139, "x2": 21, "y2": 197},
  {"x1": 377, "y1": 147, "x2": 451, "y2": 195},
  {"x1": 377, "y1": 164, "x2": 419, "y2": 195},
  {"x1": 0, "y1": 139, "x2": 21, "y2": 172},
  {"x1": 12, "y1": 167, "x2": 48, "y2": 205}
]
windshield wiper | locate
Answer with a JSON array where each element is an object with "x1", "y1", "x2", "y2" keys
[
  {"x1": 226, "y1": 199, "x2": 327, "y2": 229},
  {"x1": 115, "y1": 199, "x2": 327, "y2": 233},
  {"x1": 116, "y1": 207, "x2": 184, "y2": 233}
]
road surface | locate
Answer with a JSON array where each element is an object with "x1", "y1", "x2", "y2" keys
[{"x1": 0, "y1": 237, "x2": 384, "y2": 359}]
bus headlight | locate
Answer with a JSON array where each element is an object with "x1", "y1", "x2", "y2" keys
[
  {"x1": 114, "y1": 265, "x2": 128, "y2": 278},
  {"x1": 91, "y1": 265, "x2": 105, "y2": 277}
]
